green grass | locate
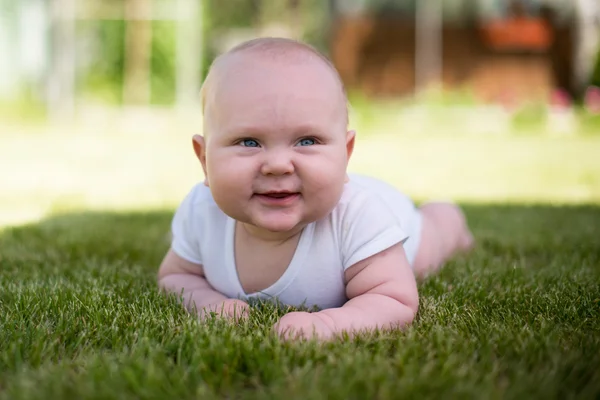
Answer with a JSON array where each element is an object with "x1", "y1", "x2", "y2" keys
[
  {"x1": 1, "y1": 108, "x2": 600, "y2": 399},
  {"x1": 1, "y1": 205, "x2": 599, "y2": 399}
]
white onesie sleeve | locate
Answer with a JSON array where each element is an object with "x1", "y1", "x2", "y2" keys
[
  {"x1": 170, "y1": 186, "x2": 203, "y2": 265},
  {"x1": 341, "y1": 191, "x2": 408, "y2": 270}
]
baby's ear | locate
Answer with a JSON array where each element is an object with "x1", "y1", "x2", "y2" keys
[
  {"x1": 192, "y1": 134, "x2": 209, "y2": 184},
  {"x1": 346, "y1": 130, "x2": 356, "y2": 160}
]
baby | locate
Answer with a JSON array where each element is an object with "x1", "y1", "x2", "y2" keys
[{"x1": 158, "y1": 37, "x2": 473, "y2": 340}]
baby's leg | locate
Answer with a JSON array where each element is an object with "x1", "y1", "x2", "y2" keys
[{"x1": 412, "y1": 202, "x2": 474, "y2": 278}]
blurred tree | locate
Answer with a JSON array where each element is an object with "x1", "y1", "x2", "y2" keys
[
  {"x1": 72, "y1": 0, "x2": 332, "y2": 107},
  {"x1": 201, "y1": 0, "x2": 330, "y2": 80},
  {"x1": 79, "y1": 19, "x2": 126, "y2": 104},
  {"x1": 123, "y1": 0, "x2": 152, "y2": 105},
  {"x1": 79, "y1": 0, "x2": 176, "y2": 106},
  {"x1": 592, "y1": 52, "x2": 600, "y2": 88},
  {"x1": 573, "y1": 0, "x2": 600, "y2": 97},
  {"x1": 47, "y1": 0, "x2": 75, "y2": 119},
  {"x1": 175, "y1": 0, "x2": 202, "y2": 108}
]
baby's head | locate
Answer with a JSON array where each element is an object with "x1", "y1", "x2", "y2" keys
[{"x1": 193, "y1": 37, "x2": 355, "y2": 239}]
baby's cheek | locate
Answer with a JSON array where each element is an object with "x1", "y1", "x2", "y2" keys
[
  {"x1": 311, "y1": 158, "x2": 345, "y2": 185},
  {"x1": 210, "y1": 161, "x2": 248, "y2": 186},
  {"x1": 315, "y1": 167, "x2": 346, "y2": 195}
]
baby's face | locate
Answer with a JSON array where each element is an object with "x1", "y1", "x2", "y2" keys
[{"x1": 199, "y1": 54, "x2": 354, "y2": 237}]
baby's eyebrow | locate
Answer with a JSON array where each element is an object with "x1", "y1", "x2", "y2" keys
[
  {"x1": 222, "y1": 125, "x2": 265, "y2": 137},
  {"x1": 222, "y1": 123, "x2": 329, "y2": 138},
  {"x1": 292, "y1": 124, "x2": 327, "y2": 136}
]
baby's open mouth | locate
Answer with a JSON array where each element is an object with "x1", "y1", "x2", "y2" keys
[
  {"x1": 263, "y1": 192, "x2": 296, "y2": 198},
  {"x1": 255, "y1": 191, "x2": 300, "y2": 203}
]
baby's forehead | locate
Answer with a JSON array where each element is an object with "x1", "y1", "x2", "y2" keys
[
  {"x1": 209, "y1": 55, "x2": 342, "y2": 105},
  {"x1": 217, "y1": 50, "x2": 339, "y2": 87},
  {"x1": 220, "y1": 40, "x2": 333, "y2": 68},
  {"x1": 202, "y1": 43, "x2": 349, "y2": 127}
]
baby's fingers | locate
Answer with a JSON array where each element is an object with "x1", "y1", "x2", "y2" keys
[
  {"x1": 199, "y1": 299, "x2": 250, "y2": 321},
  {"x1": 273, "y1": 312, "x2": 320, "y2": 341}
]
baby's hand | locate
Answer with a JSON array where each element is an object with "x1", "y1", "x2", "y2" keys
[
  {"x1": 199, "y1": 299, "x2": 250, "y2": 321},
  {"x1": 274, "y1": 311, "x2": 335, "y2": 341}
]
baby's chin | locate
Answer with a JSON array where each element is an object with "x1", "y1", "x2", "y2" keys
[
  {"x1": 243, "y1": 214, "x2": 311, "y2": 238},
  {"x1": 251, "y1": 218, "x2": 306, "y2": 234},
  {"x1": 233, "y1": 205, "x2": 337, "y2": 238}
]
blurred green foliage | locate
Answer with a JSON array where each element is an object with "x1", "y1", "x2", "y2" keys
[
  {"x1": 1, "y1": 0, "x2": 598, "y2": 113},
  {"x1": 79, "y1": 20, "x2": 126, "y2": 105},
  {"x1": 72, "y1": 0, "x2": 598, "y2": 107},
  {"x1": 592, "y1": 52, "x2": 600, "y2": 88},
  {"x1": 79, "y1": 19, "x2": 176, "y2": 105},
  {"x1": 78, "y1": 0, "x2": 329, "y2": 106}
]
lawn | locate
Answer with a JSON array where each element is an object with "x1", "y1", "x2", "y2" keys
[
  {"x1": 1, "y1": 113, "x2": 599, "y2": 399},
  {"x1": 1, "y1": 205, "x2": 599, "y2": 399}
]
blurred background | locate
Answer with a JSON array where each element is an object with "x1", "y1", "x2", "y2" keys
[{"x1": 1, "y1": 0, "x2": 600, "y2": 228}]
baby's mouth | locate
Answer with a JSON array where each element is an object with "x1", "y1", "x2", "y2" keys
[
  {"x1": 259, "y1": 191, "x2": 298, "y2": 198},
  {"x1": 254, "y1": 191, "x2": 300, "y2": 203}
]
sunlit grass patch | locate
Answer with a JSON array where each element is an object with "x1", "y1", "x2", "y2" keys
[{"x1": 2, "y1": 119, "x2": 600, "y2": 229}]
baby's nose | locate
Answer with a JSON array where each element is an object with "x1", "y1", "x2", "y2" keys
[{"x1": 260, "y1": 150, "x2": 294, "y2": 175}]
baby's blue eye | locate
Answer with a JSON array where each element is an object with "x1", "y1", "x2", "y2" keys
[
  {"x1": 240, "y1": 139, "x2": 260, "y2": 147},
  {"x1": 298, "y1": 138, "x2": 316, "y2": 146}
]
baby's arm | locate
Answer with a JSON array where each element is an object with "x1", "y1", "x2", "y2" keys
[
  {"x1": 321, "y1": 242, "x2": 419, "y2": 334},
  {"x1": 275, "y1": 243, "x2": 419, "y2": 339},
  {"x1": 158, "y1": 249, "x2": 249, "y2": 319}
]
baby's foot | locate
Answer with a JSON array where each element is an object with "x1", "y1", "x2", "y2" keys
[
  {"x1": 458, "y1": 228, "x2": 475, "y2": 252},
  {"x1": 453, "y1": 206, "x2": 475, "y2": 252}
]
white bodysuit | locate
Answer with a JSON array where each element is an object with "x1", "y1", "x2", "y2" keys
[{"x1": 171, "y1": 174, "x2": 422, "y2": 310}]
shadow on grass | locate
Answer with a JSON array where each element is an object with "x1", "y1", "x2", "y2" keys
[
  {"x1": 0, "y1": 210, "x2": 173, "y2": 278},
  {"x1": 2, "y1": 203, "x2": 599, "y2": 277}
]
